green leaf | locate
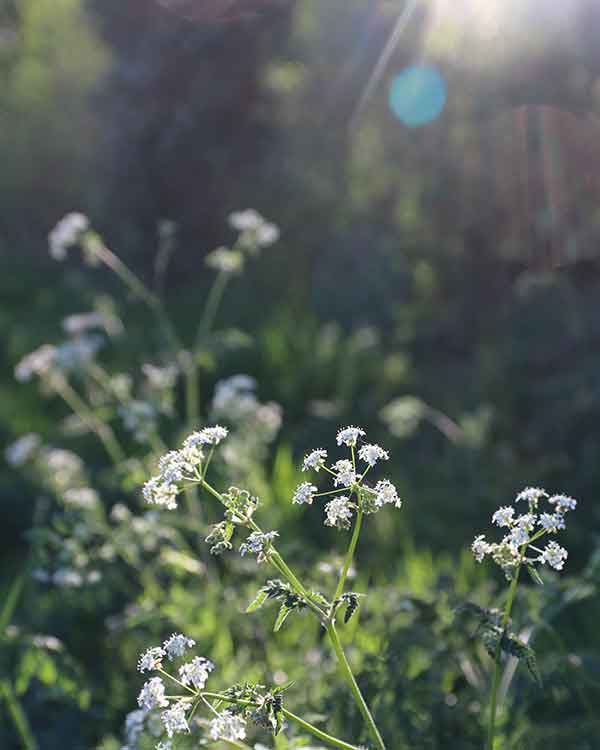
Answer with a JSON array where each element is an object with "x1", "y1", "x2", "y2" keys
[
  {"x1": 273, "y1": 603, "x2": 292, "y2": 632},
  {"x1": 246, "y1": 589, "x2": 268, "y2": 613},
  {"x1": 527, "y1": 565, "x2": 544, "y2": 586},
  {"x1": 273, "y1": 680, "x2": 296, "y2": 694},
  {"x1": 501, "y1": 632, "x2": 543, "y2": 688}
]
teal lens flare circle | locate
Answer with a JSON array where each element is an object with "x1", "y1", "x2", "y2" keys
[{"x1": 389, "y1": 65, "x2": 447, "y2": 127}]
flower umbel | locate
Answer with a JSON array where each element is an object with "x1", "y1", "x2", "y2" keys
[{"x1": 472, "y1": 486, "x2": 577, "y2": 579}]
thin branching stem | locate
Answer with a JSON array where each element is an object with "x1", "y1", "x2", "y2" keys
[
  {"x1": 200, "y1": 692, "x2": 362, "y2": 750},
  {"x1": 487, "y1": 560, "x2": 523, "y2": 750},
  {"x1": 326, "y1": 622, "x2": 386, "y2": 750},
  {"x1": 333, "y1": 509, "x2": 363, "y2": 603},
  {"x1": 0, "y1": 679, "x2": 38, "y2": 750},
  {"x1": 51, "y1": 376, "x2": 124, "y2": 464}
]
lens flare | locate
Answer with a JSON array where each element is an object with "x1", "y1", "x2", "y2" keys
[{"x1": 389, "y1": 65, "x2": 447, "y2": 127}]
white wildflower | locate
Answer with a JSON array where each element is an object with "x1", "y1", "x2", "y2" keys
[
  {"x1": 472, "y1": 535, "x2": 491, "y2": 563},
  {"x1": 302, "y1": 448, "x2": 328, "y2": 472},
  {"x1": 14, "y1": 345, "x2": 57, "y2": 382},
  {"x1": 163, "y1": 633, "x2": 196, "y2": 661},
  {"x1": 229, "y1": 209, "x2": 264, "y2": 232},
  {"x1": 209, "y1": 710, "x2": 247, "y2": 742},
  {"x1": 336, "y1": 426, "x2": 366, "y2": 447},
  {"x1": 63, "y1": 487, "x2": 99, "y2": 509},
  {"x1": 548, "y1": 494, "x2": 577, "y2": 512},
  {"x1": 293, "y1": 482, "x2": 318, "y2": 505},
  {"x1": 255, "y1": 221, "x2": 279, "y2": 246},
  {"x1": 373, "y1": 479, "x2": 402, "y2": 508},
  {"x1": 161, "y1": 700, "x2": 189, "y2": 738},
  {"x1": 538, "y1": 541, "x2": 568, "y2": 570},
  {"x1": 124, "y1": 709, "x2": 146, "y2": 746},
  {"x1": 358, "y1": 443, "x2": 389, "y2": 467},
  {"x1": 333, "y1": 459, "x2": 356, "y2": 487},
  {"x1": 180, "y1": 434, "x2": 205, "y2": 469},
  {"x1": 491, "y1": 506, "x2": 514, "y2": 528},
  {"x1": 158, "y1": 451, "x2": 185, "y2": 483},
  {"x1": 138, "y1": 646, "x2": 165, "y2": 673},
  {"x1": 142, "y1": 363, "x2": 178, "y2": 390},
  {"x1": 515, "y1": 513, "x2": 537, "y2": 531},
  {"x1": 324, "y1": 496, "x2": 353, "y2": 529},
  {"x1": 186, "y1": 426, "x2": 229, "y2": 447},
  {"x1": 143, "y1": 477, "x2": 179, "y2": 510},
  {"x1": 137, "y1": 677, "x2": 169, "y2": 710},
  {"x1": 5, "y1": 433, "x2": 41, "y2": 466},
  {"x1": 538, "y1": 512, "x2": 565, "y2": 532},
  {"x1": 52, "y1": 569, "x2": 83, "y2": 587},
  {"x1": 239, "y1": 530, "x2": 279, "y2": 563},
  {"x1": 205, "y1": 247, "x2": 244, "y2": 274},
  {"x1": 49, "y1": 212, "x2": 89, "y2": 260},
  {"x1": 178, "y1": 656, "x2": 214, "y2": 690},
  {"x1": 62, "y1": 312, "x2": 105, "y2": 335},
  {"x1": 507, "y1": 526, "x2": 530, "y2": 547},
  {"x1": 156, "y1": 742, "x2": 173, "y2": 750},
  {"x1": 55, "y1": 335, "x2": 103, "y2": 371},
  {"x1": 515, "y1": 486, "x2": 548, "y2": 506}
]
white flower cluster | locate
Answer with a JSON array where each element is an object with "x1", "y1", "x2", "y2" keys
[
  {"x1": 228, "y1": 208, "x2": 279, "y2": 251},
  {"x1": 5, "y1": 433, "x2": 41, "y2": 466},
  {"x1": 14, "y1": 334, "x2": 104, "y2": 384},
  {"x1": 239, "y1": 530, "x2": 279, "y2": 563},
  {"x1": 14, "y1": 345, "x2": 58, "y2": 382},
  {"x1": 48, "y1": 212, "x2": 89, "y2": 260},
  {"x1": 135, "y1": 635, "x2": 217, "y2": 744},
  {"x1": 209, "y1": 374, "x2": 282, "y2": 474},
  {"x1": 209, "y1": 709, "x2": 247, "y2": 742},
  {"x1": 472, "y1": 487, "x2": 577, "y2": 576},
  {"x1": 204, "y1": 209, "x2": 279, "y2": 275},
  {"x1": 142, "y1": 425, "x2": 229, "y2": 510},
  {"x1": 294, "y1": 426, "x2": 401, "y2": 530}
]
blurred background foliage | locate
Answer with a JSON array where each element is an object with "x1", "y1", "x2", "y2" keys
[{"x1": 1, "y1": 0, "x2": 600, "y2": 748}]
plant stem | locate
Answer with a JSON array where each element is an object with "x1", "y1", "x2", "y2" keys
[
  {"x1": 283, "y1": 707, "x2": 363, "y2": 750},
  {"x1": 186, "y1": 271, "x2": 230, "y2": 426},
  {"x1": 333, "y1": 510, "x2": 363, "y2": 602},
  {"x1": 90, "y1": 240, "x2": 181, "y2": 356},
  {"x1": 199, "y1": 479, "x2": 383, "y2": 747},
  {"x1": 487, "y1": 562, "x2": 522, "y2": 750},
  {"x1": 201, "y1": 692, "x2": 361, "y2": 750},
  {"x1": 52, "y1": 377, "x2": 124, "y2": 464},
  {"x1": 0, "y1": 679, "x2": 38, "y2": 750},
  {"x1": 326, "y1": 622, "x2": 386, "y2": 750},
  {"x1": 199, "y1": 479, "x2": 326, "y2": 618},
  {"x1": 194, "y1": 271, "x2": 230, "y2": 350}
]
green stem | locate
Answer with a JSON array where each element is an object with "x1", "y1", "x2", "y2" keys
[
  {"x1": 487, "y1": 562, "x2": 522, "y2": 750},
  {"x1": 194, "y1": 271, "x2": 230, "y2": 350},
  {"x1": 0, "y1": 679, "x2": 38, "y2": 750},
  {"x1": 201, "y1": 692, "x2": 361, "y2": 750},
  {"x1": 333, "y1": 510, "x2": 363, "y2": 603},
  {"x1": 90, "y1": 240, "x2": 181, "y2": 355},
  {"x1": 326, "y1": 622, "x2": 386, "y2": 750},
  {"x1": 186, "y1": 271, "x2": 230, "y2": 426},
  {"x1": 199, "y1": 479, "x2": 326, "y2": 617},
  {"x1": 283, "y1": 707, "x2": 362, "y2": 750},
  {"x1": 0, "y1": 572, "x2": 25, "y2": 633},
  {"x1": 51, "y1": 377, "x2": 124, "y2": 464}
]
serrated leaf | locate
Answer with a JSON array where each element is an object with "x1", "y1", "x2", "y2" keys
[
  {"x1": 525, "y1": 648, "x2": 543, "y2": 687},
  {"x1": 273, "y1": 603, "x2": 292, "y2": 632},
  {"x1": 527, "y1": 565, "x2": 544, "y2": 586},
  {"x1": 246, "y1": 589, "x2": 268, "y2": 613},
  {"x1": 501, "y1": 632, "x2": 543, "y2": 688}
]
